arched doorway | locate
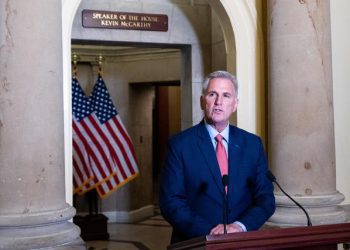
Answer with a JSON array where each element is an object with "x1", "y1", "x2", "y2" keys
[
  {"x1": 62, "y1": 0, "x2": 264, "y2": 230},
  {"x1": 62, "y1": 0, "x2": 264, "y2": 203}
]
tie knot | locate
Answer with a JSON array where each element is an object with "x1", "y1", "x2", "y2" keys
[{"x1": 215, "y1": 134, "x2": 223, "y2": 142}]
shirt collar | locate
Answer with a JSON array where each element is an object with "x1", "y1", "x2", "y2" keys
[{"x1": 204, "y1": 120, "x2": 229, "y2": 142}]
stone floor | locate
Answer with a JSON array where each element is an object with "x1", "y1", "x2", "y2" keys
[{"x1": 84, "y1": 209, "x2": 172, "y2": 250}]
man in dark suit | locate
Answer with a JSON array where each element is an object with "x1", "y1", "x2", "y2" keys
[{"x1": 159, "y1": 70, "x2": 275, "y2": 243}]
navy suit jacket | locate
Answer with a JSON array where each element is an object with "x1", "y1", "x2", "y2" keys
[{"x1": 159, "y1": 121, "x2": 275, "y2": 243}]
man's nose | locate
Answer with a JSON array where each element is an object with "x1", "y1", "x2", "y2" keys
[{"x1": 215, "y1": 95, "x2": 223, "y2": 104}]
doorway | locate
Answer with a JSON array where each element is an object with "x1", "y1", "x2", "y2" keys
[{"x1": 130, "y1": 81, "x2": 181, "y2": 205}]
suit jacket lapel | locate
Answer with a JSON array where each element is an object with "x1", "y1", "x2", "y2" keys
[
  {"x1": 196, "y1": 121, "x2": 223, "y2": 193},
  {"x1": 228, "y1": 125, "x2": 242, "y2": 194}
]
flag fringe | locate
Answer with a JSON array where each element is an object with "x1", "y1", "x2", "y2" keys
[{"x1": 97, "y1": 172, "x2": 139, "y2": 199}]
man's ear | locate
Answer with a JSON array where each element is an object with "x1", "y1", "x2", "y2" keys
[
  {"x1": 233, "y1": 97, "x2": 239, "y2": 112},
  {"x1": 200, "y1": 95, "x2": 205, "y2": 110}
]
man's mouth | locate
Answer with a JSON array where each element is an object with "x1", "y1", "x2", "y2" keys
[{"x1": 213, "y1": 108, "x2": 223, "y2": 113}]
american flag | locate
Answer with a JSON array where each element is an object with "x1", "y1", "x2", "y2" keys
[
  {"x1": 72, "y1": 76, "x2": 139, "y2": 198},
  {"x1": 72, "y1": 77, "x2": 117, "y2": 196},
  {"x1": 89, "y1": 75, "x2": 139, "y2": 197}
]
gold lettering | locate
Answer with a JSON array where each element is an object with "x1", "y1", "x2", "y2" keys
[
  {"x1": 141, "y1": 16, "x2": 158, "y2": 22},
  {"x1": 121, "y1": 21, "x2": 129, "y2": 27},
  {"x1": 93, "y1": 13, "x2": 102, "y2": 19},
  {"x1": 101, "y1": 20, "x2": 119, "y2": 26},
  {"x1": 120, "y1": 21, "x2": 151, "y2": 28},
  {"x1": 101, "y1": 13, "x2": 119, "y2": 20},
  {"x1": 92, "y1": 12, "x2": 119, "y2": 20},
  {"x1": 128, "y1": 15, "x2": 139, "y2": 21}
]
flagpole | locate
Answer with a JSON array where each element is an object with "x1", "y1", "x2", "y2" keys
[
  {"x1": 72, "y1": 53, "x2": 79, "y2": 79},
  {"x1": 97, "y1": 55, "x2": 104, "y2": 77}
]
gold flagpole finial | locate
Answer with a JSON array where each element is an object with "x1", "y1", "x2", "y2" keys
[
  {"x1": 97, "y1": 55, "x2": 105, "y2": 77},
  {"x1": 72, "y1": 53, "x2": 80, "y2": 78}
]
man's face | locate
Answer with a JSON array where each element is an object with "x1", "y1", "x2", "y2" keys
[{"x1": 200, "y1": 78, "x2": 238, "y2": 131}]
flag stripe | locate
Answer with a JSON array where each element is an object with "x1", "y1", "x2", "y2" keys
[
  {"x1": 73, "y1": 138, "x2": 94, "y2": 182},
  {"x1": 88, "y1": 115, "x2": 129, "y2": 180},
  {"x1": 73, "y1": 119, "x2": 113, "y2": 183},
  {"x1": 73, "y1": 122, "x2": 94, "y2": 192},
  {"x1": 105, "y1": 120, "x2": 136, "y2": 175},
  {"x1": 113, "y1": 116, "x2": 137, "y2": 156},
  {"x1": 104, "y1": 122, "x2": 133, "y2": 177},
  {"x1": 73, "y1": 157, "x2": 90, "y2": 193},
  {"x1": 109, "y1": 116, "x2": 138, "y2": 172},
  {"x1": 80, "y1": 117, "x2": 116, "y2": 174}
]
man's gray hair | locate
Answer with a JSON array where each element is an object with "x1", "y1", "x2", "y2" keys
[{"x1": 202, "y1": 71, "x2": 238, "y2": 97}]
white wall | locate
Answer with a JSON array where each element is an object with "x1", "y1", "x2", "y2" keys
[
  {"x1": 62, "y1": 0, "x2": 82, "y2": 206},
  {"x1": 330, "y1": 1, "x2": 350, "y2": 205}
]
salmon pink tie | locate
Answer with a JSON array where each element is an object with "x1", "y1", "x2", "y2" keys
[{"x1": 215, "y1": 134, "x2": 228, "y2": 177}]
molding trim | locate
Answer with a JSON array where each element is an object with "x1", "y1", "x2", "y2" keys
[{"x1": 71, "y1": 45, "x2": 181, "y2": 64}]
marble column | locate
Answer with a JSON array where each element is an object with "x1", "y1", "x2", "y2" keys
[
  {"x1": 267, "y1": 0, "x2": 346, "y2": 227},
  {"x1": 0, "y1": 1, "x2": 84, "y2": 249}
]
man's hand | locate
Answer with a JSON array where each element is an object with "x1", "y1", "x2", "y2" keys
[{"x1": 209, "y1": 223, "x2": 244, "y2": 235}]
